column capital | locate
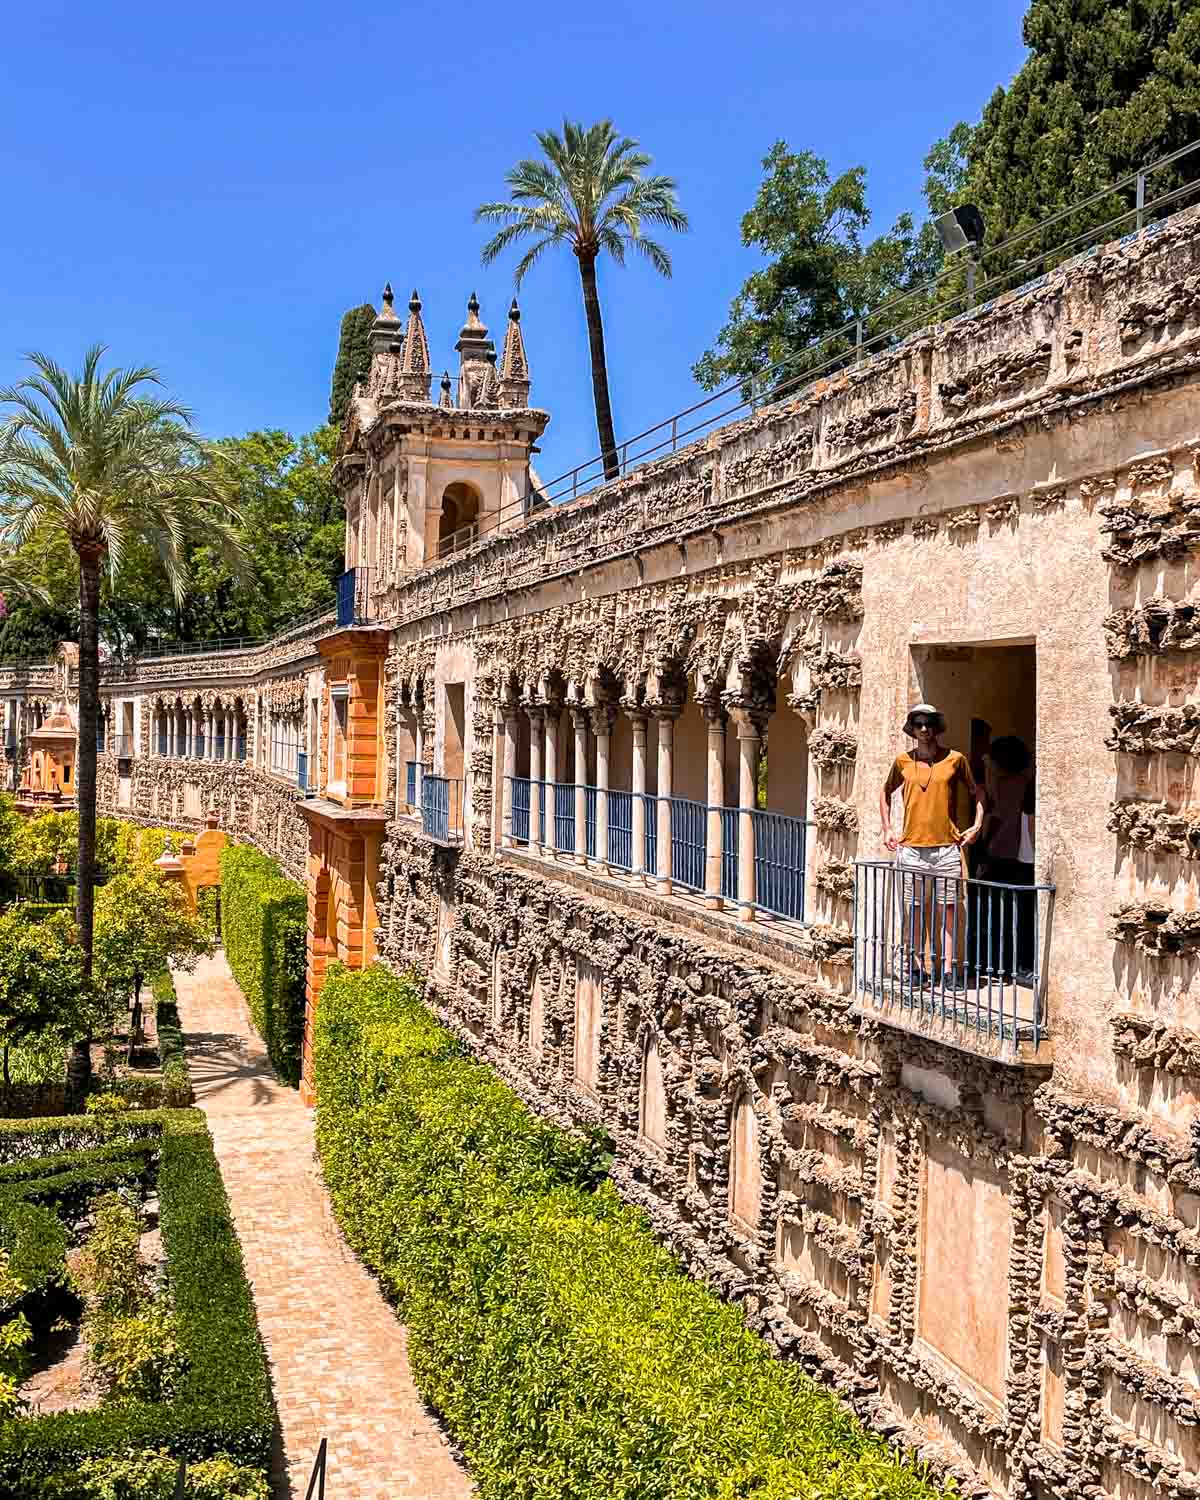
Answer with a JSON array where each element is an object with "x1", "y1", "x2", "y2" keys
[
  {"x1": 568, "y1": 702, "x2": 590, "y2": 731},
  {"x1": 589, "y1": 703, "x2": 616, "y2": 738},
  {"x1": 702, "y1": 697, "x2": 728, "y2": 728},
  {"x1": 646, "y1": 698, "x2": 682, "y2": 723},
  {"x1": 725, "y1": 699, "x2": 769, "y2": 738},
  {"x1": 521, "y1": 697, "x2": 545, "y2": 724}
]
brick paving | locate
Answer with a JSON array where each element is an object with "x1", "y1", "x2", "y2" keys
[{"x1": 173, "y1": 953, "x2": 474, "y2": 1500}]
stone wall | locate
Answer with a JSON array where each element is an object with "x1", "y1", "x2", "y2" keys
[{"x1": 9, "y1": 205, "x2": 1200, "y2": 1497}]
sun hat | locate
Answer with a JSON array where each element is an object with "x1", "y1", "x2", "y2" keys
[{"x1": 903, "y1": 703, "x2": 946, "y2": 737}]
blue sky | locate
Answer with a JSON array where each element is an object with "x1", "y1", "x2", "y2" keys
[{"x1": 1, "y1": 0, "x2": 1027, "y2": 480}]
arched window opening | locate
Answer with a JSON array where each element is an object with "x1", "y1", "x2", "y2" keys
[{"x1": 438, "y1": 482, "x2": 481, "y2": 553}]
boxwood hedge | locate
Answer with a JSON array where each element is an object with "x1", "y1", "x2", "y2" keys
[
  {"x1": 218, "y1": 845, "x2": 306, "y2": 1085},
  {"x1": 313, "y1": 964, "x2": 941, "y2": 1500},
  {"x1": 0, "y1": 1110, "x2": 272, "y2": 1495}
]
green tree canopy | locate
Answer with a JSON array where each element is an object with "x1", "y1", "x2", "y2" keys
[
  {"x1": 329, "y1": 304, "x2": 376, "y2": 427},
  {"x1": 694, "y1": 143, "x2": 948, "y2": 393},
  {"x1": 931, "y1": 0, "x2": 1200, "y2": 275},
  {"x1": 93, "y1": 871, "x2": 211, "y2": 1026},
  {"x1": 0, "y1": 909, "x2": 92, "y2": 1090},
  {"x1": 0, "y1": 425, "x2": 342, "y2": 658}
]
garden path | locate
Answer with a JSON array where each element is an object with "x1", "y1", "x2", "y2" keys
[{"x1": 172, "y1": 952, "x2": 474, "y2": 1500}]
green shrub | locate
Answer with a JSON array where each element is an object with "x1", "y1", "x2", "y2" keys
[
  {"x1": 153, "y1": 974, "x2": 191, "y2": 1107},
  {"x1": 0, "y1": 1111, "x2": 272, "y2": 1491},
  {"x1": 33, "y1": 1447, "x2": 270, "y2": 1499},
  {"x1": 0, "y1": 1203, "x2": 68, "y2": 1300},
  {"x1": 71, "y1": 1195, "x2": 182, "y2": 1404},
  {"x1": 85, "y1": 1092, "x2": 134, "y2": 1115},
  {"x1": 218, "y1": 846, "x2": 305, "y2": 1086},
  {"x1": 0, "y1": 1141, "x2": 158, "y2": 1189},
  {"x1": 195, "y1": 887, "x2": 220, "y2": 942},
  {"x1": 314, "y1": 965, "x2": 941, "y2": 1500},
  {"x1": 6, "y1": 903, "x2": 71, "y2": 925}
]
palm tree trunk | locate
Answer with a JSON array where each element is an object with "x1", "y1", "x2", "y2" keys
[
  {"x1": 68, "y1": 544, "x2": 103, "y2": 1106},
  {"x1": 577, "y1": 253, "x2": 620, "y2": 481}
]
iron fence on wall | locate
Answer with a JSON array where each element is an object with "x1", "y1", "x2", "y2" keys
[{"x1": 853, "y1": 859, "x2": 1055, "y2": 1045}]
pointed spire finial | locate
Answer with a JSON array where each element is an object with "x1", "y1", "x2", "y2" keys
[
  {"x1": 395, "y1": 289, "x2": 432, "y2": 401},
  {"x1": 468, "y1": 290, "x2": 480, "y2": 314},
  {"x1": 382, "y1": 282, "x2": 394, "y2": 309},
  {"x1": 498, "y1": 295, "x2": 531, "y2": 405},
  {"x1": 439, "y1": 370, "x2": 454, "y2": 409}
]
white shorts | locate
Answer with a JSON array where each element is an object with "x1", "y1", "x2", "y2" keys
[{"x1": 897, "y1": 843, "x2": 963, "y2": 908}]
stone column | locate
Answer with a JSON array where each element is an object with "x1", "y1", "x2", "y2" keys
[
  {"x1": 571, "y1": 705, "x2": 589, "y2": 866},
  {"x1": 733, "y1": 707, "x2": 763, "y2": 923},
  {"x1": 526, "y1": 704, "x2": 544, "y2": 852},
  {"x1": 544, "y1": 704, "x2": 559, "y2": 856},
  {"x1": 205, "y1": 709, "x2": 214, "y2": 760},
  {"x1": 630, "y1": 709, "x2": 648, "y2": 884},
  {"x1": 652, "y1": 705, "x2": 678, "y2": 896},
  {"x1": 501, "y1": 705, "x2": 519, "y2": 847},
  {"x1": 591, "y1": 705, "x2": 614, "y2": 873},
  {"x1": 704, "y1": 704, "x2": 727, "y2": 911}
]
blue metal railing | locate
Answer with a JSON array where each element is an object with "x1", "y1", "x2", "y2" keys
[
  {"x1": 607, "y1": 789, "x2": 633, "y2": 871},
  {"x1": 752, "y1": 809, "x2": 807, "y2": 922},
  {"x1": 670, "y1": 796, "x2": 707, "y2": 894},
  {"x1": 643, "y1": 793, "x2": 658, "y2": 878},
  {"x1": 421, "y1": 774, "x2": 463, "y2": 843},
  {"x1": 853, "y1": 860, "x2": 1055, "y2": 1045},
  {"x1": 405, "y1": 760, "x2": 419, "y2": 810},
  {"x1": 215, "y1": 734, "x2": 225, "y2": 762},
  {"x1": 196, "y1": 733, "x2": 205, "y2": 760},
  {"x1": 497, "y1": 781, "x2": 810, "y2": 921},
  {"x1": 297, "y1": 751, "x2": 308, "y2": 792},
  {"x1": 720, "y1": 806, "x2": 739, "y2": 903},
  {"x1": 236, "y1": 735, "x2": 246, "y2": 764},
  {"x1": 553, "y1": 782, "x2": 575, "y2": 853},
  {"x1": 336, "y1": 567, "x2": 375, "y2": 628},
  {"x1": 158, "y1": 730, "x2": 168, "y2": 756},
  {"x1": 511, "y1": 776, "x2": 531, "y2": 842}
]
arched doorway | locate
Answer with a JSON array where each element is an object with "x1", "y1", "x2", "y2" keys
[{"x1": 438, "y1": 482, "x2": 481, "y2": 554}]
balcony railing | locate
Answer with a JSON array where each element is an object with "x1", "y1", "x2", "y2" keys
[
  {"x1": 336, "y1": 567, "x2": 376, "y2": 628},
  {"x1": 405, "y1": 760, "x2": 419, "y2": 811},
  {"x1": 853, "y1": 860, "x2": 1056, "y2": 1046},
  {"x1": 297, "y1": 751, "x2": 308, "y2": 792},
  {"x1": 236, "y1": 735, "x2": 246, "y2": 764},
  {"x1": 421, "y1": 774, "x2": 464, "y2": 844},
  {"x1": 503, "y1": 778, "x2": 810, "y2": 921}
]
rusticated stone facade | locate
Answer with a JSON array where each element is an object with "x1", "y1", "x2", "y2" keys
[{"x1": 8, "y1": 209, "x2": 1200, "y2": 1498}]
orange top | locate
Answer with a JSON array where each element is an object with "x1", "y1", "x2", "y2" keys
[{"x1": 884, "y1": 750, "x2": 977, "y2": 848}]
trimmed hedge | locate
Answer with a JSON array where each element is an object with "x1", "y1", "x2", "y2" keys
[
  {"x1": 314, "y1": 965, "x2": 941, "y2": 1500},
  {"x1": 218, "y1": 846, "x2": 305, "y2": 1085},
  {"x1": 153, "y1": 972, "x2": 192, "y2": 1106},
  {"x1": 0, "y1": 1110, "x2": 272, "y2": 1494}
]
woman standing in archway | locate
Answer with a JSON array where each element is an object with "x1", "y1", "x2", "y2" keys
[{"x1": 879, "y1": 703, "x2": 984, "y2": 987}]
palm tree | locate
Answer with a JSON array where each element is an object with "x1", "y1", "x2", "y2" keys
[
  {"x1": 0, "y1": 347, "x2": 244, "y2": 1097},
  {"x1": 477, "y1": 119, "x2": 688, "y2": 481}
]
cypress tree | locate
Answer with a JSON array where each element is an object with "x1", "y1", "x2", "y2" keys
[
  {"x1": 945, "y1": 0, "x2": 1200, "y2": 258},
  {"x1": 328, "y1": 303, "x2": 377, "y2": 427}
]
